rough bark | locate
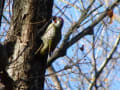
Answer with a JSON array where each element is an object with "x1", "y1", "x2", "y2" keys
[{"x1": 4, "y1": 0, "x2": 53, "y2": 89}]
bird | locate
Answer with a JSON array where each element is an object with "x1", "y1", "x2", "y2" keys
[{"x1": 36, "y1": 16, "x2": 64, "y2": 55}]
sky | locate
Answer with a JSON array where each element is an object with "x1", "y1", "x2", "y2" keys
[{"x1": 45, "y1": 0, "x2": 120, "y2": 89}]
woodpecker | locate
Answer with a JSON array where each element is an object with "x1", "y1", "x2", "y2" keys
[{"x1": 39, "y1": 16, "x2": 64, "y2": 55}]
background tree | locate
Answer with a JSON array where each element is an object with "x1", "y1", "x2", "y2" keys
[{"x1": 0, "y1": 0, "x2": 120, "y2": 90}]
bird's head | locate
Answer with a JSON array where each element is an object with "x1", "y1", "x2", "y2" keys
[{"x1": 53, "y1": 16, "x2": 64, "y2": 28}]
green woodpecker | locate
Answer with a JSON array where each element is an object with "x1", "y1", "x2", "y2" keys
[{"x1": 40, "y1": 16, "x2": 64, "y2": 55}]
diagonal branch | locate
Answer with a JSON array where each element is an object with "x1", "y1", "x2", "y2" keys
[
  {"x1": 0, "y1": 0, "x2": 5, "y2": 28},
  {"x1": 47, "y1": 0, "x2": 120, "y2": 67},
  {"x1": 88, "y1": 33, "x2": 120, "y2": 90},
  {"x1": 47, "y1": 66, "x2": 63, "y2": 89}
]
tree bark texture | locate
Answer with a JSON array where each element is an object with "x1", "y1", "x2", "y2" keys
[{"x1": 5, "y1": 0, "x2": 53, "y2": 89}]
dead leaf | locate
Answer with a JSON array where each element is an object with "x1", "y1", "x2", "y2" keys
[{"x1": 107, "y1": 9, "x2": 114, "y2": 24}]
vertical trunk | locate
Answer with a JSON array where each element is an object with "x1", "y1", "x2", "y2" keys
[{"x1": 5, "y1": 0, "x2": 53, "y2": 89}]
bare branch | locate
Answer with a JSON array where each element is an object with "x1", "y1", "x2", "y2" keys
[
  {"x1": 47, "y1": 66, "x2": 63, "y2": 89},
  {"x1": 0, "y1": 0, "x2": 5, "y2": 27},
  {"x1": 47, "y1": 0, "x2": 120, "y2": 67},
  {"x1": 88, "y1": 33, "x2": 120, "y2": 89}
]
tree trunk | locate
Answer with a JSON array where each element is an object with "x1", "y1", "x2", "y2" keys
[{"x1": 5, "y1": 0, "x2": 53, "y2": 89}]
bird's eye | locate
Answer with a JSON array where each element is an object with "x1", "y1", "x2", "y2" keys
[
  {"x1": 54, "y1": 20, "x2": 57, "y2": 23},
  {"x1": 53, "y1": 16, "x2": 57, "y2": 23}
]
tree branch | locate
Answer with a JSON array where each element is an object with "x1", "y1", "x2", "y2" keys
[
  {"x1": 47, "y1": 0, "x2": 120, "y2": 68},
  {"x1": 88, "y1": 33, "x2": 120, "y2": 90},
  {"x1": 0, "y1": 0, "x2": 5, "y2": 28},
  {"x1": 47, "y1": 66, "x2": 63, "y2": 89}
]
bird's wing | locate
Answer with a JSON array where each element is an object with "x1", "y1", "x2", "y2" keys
[{"x1": 45, "y1": 23, "x2": 55, "y2": 33}]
